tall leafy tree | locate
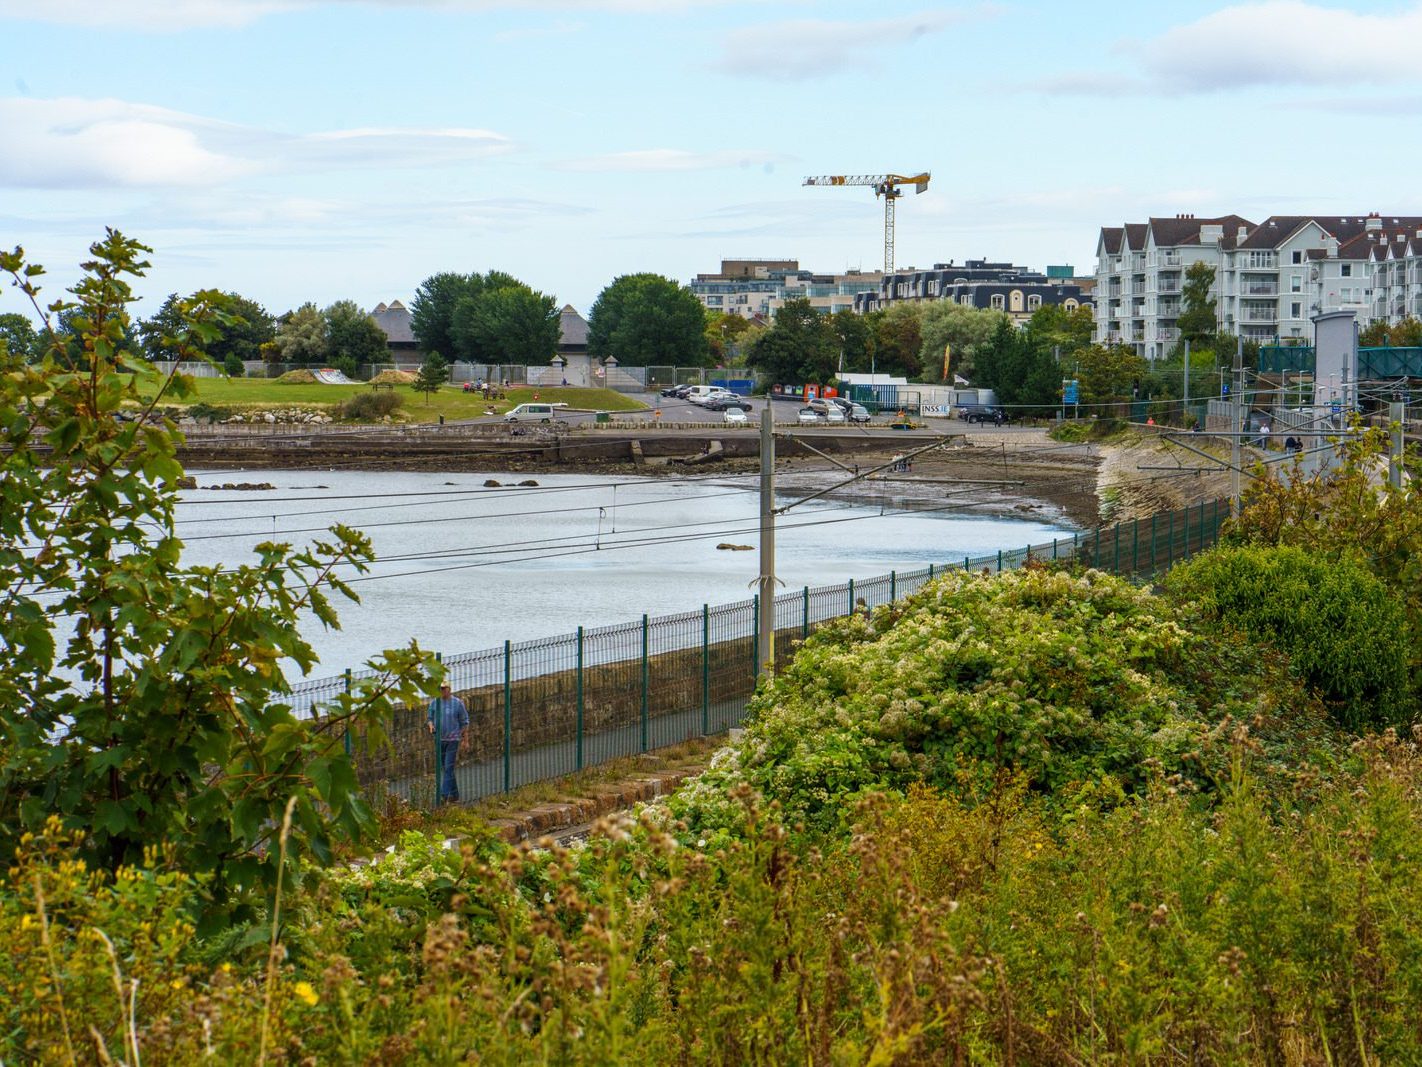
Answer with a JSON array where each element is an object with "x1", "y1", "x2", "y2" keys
[
  {"x1": 830, "y1": 309, "x2": 874, "y2": 375},
  {"x1": 869, "y1": 303, "x2": 924, "y2": 378},
  {"x1": 140, "y1": 291, "x2": 275, "y2": 366},
  {"x1": 1178, "y1": 260, "x2": 1218, "y2": 344},
  {"x1": 273, "y1": 302, "x2": 329, "y2": 364},
  {"x1": 0, "y1": 232, "x2": 433, "y2": 924},
  {"x1": 745, "y1": 297, "x2": 835, "y2": 383},
  {"x1": 451, "y1": 276, "x2": 558, "y2": 364},
  {"x1": 1075, "y1": 342, "x2": 1149, "y2": 406},
  {"x1": 325, "y1": 300, "x2": 391, "y2": 370},
  {"x1": 917, "y1": 303, "x2": 1007, "y2": 381},
  {"x1": 705, "y1": 311, "x2": 753, "y2": 365},
  {"x1": 587, "y1": 273, "x2": 709, "y2": 367},
  {"x1": 0, "y1": 312, "x2": 37, "y2": 367},
  {"x1": 410, "y1": 271, "x2": 479, "y2": 356}
]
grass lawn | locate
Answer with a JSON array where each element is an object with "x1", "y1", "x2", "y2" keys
[{"x1": 147, "y1": 377, "x2": 648, "y2": 423}]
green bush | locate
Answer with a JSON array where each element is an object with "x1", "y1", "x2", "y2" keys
[
  {"x1": 336, "y1": 390, "x2": 403, "y2": 421},
  {"x1": 1166, "y1": 544, "x2": 1412, "y2": 730},
  {"x1": 222, "y1": 353, "x2": 244, "y2": 377},
  {"x1": 672, "y1": 567, "x2": 1325, "y2": 836}
]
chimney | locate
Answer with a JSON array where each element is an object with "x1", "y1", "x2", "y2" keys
[
  {"x1": 1236, "y1": 225, "x2": 1249, "y2": 242},
  {"x1": 1323, "y1": 237, "x2": 1339, "y2": 257},
  {"x1": 1365, "y1": 213, "x2": 1383, "y2": 231}
]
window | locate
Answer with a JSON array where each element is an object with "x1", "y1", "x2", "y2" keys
[
  {"x1": 1009, "y1": 289, "x2": 1024, "y2": 312},
  {"x1": 959, "y1": 295, "x2": 972, "y2": 306},
  {"x1": 1027, "y1": 294, "x2": 1042, "y2": 311},
  {"x1": 1292, "y1": 251, "x2": 1303, "y2": 264},
  {"x1": 1341, "y1": 264, "x2": 1352, "y2": 277},
  {"x1": 1291, "y1": 275, "x2": 1302, "y2": 293},
  {"x1": 990, "y1": 294, "x2": 1005, "y2": 310},
  {"x1": 1291, "y1": 302, "x2": 1302, "y2": 318}
]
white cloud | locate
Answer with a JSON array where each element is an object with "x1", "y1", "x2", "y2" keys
[
  {"x1": 558, "y1": 148, "x2": 789, "y2": 172},
  {"x1": 0, "y1": 97, "x2": 511, "y2": 189},
  {"x1": 1042, "y1": 1, "x2": 1422, "y2": 96},
  {"x1": 0, "y1": 0, "x2": 746, "y2": 30},
  {"x1": 716, "y1": 9, "x2": 989, "y2": 81}
]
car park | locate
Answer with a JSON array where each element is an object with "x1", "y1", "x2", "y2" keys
[{"x1": 723, "y1": 407, "x2": 748, "y2": 425}]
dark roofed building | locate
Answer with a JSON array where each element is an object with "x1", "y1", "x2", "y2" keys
[
  {"x1": 372, "y1": 300, "x2": 416, "y2": 356},
  {"x1": 853, "y1": 258, "x2": 1090, "y2": 320},
  {"x1": 558, "y1": 304, "x2": 589, "y2": 356}
]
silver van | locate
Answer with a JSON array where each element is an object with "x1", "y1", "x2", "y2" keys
[{"x1": 505, "y1": 403, "x2": 556, "y2": 423}]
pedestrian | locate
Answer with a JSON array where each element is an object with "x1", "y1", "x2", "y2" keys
[{"x1": 427, "y1": 681, "x2": 469, "y2": 804}]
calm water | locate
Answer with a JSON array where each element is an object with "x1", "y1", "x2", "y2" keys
[{"x1": 175, "y1": 468, "x2": 1071, "y2": 680}]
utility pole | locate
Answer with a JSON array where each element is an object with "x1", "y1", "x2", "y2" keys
[
  {"x1": 1390, "y1": 399, "x2": 1406, "y2": 489},
  {"x1": 1182, "y1": 339, "x2": 1190, "y2": 423},
  {"x1": 757, "y1": 406, "x2": 776, "y2": 678},
  {"x1": 1230, "y1": 337, "x2": 1243, "y2": 517}
]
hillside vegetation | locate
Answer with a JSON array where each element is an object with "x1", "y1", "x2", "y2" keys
[{"x1": 4, "y1": 235, "x2": 1422, "y2": 1064}]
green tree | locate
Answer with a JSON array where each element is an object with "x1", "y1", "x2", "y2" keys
[
  {"x1": 917, "y1": 302, "x2": 1007, "y2": 381},
  {"x1": 1074, "y1": 342, "x2": 1149, "y2": 406},
  {"x1": 140, "y1": 291, "x2": 274, "y2": 367},
  {"x1": 705, "y1": 311, "x2": 753, "y2": 365},
  {"x1": 1360, "y1": 319, "x2": 1392, "y2": 347},
  {"x1": 587, "y1": 273, "x2": 709, "y2": 367},
  {"x1": 452, "y1": 282, "x2": 559, "y2": 365},
  {"x1": 868, "y1": 303, "x2": 924, "y2": 378},
  {"x1": 413, "y1": 351, "x2": 449, "y2": 403},
  {"x1": 325, "y1": 299, "x2": 390, "y2": 375},
  {"x1": 745, "y1": 298, "x2": 835, "y2": 383},
  {"x1": 410, "y1": 271, "x2": 479, "y2": 357},
  {"x1": 0, "y1": 312, "x2": 38, "y2": 367},
  {"x1": 830, "y1": 309, "x2": 874, "y2": 375},
  {"x1": 0, "y1": 232, "x2": 433, "y2": 923},
  {"x1": 273, "y1": 301, "x2": 329, "y2": 364},
  {"x1": 1177, "y1": 260, "x2": 1218, "y2": 344}
]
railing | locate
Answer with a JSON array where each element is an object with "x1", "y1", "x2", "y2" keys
[{"x1": 320, "y1": 499, "x2": 1231, "y2": 810}]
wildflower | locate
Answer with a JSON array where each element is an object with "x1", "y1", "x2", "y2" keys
[{"x1": 293, "y1": 981, "x2": 319, "y2": 1007}]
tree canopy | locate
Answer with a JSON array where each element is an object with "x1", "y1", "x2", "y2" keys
[
  {"x1": 410, "y1": 272, "x2": 477, "y2": 357},
  {"x1": 0, "y1": 231, "x2": 433, "y2": 924},
  {"x1": 916, "y1": 302, "x2": 1007, "y2": 381},
  {"x1": 1178, "y1": 260, "x2": 1218, "y2": 344},
  {"x1": 452, "y1": 281, "x2": 559, "y2": 365},
  {"x1": 325, "y1": 299, "x2": 391, "y2": 370},
  {"x1": 272, "y1": 302, "x2": 329, "y2": 364},
  {"x1": 140, "y1": 291, "x2": 274, "y2": 366},
  {"x1": 587, "y1": 273, "x2": 709, "y2": 367},
  {"x1": 745, "y1": 297, "x2": 835, "y2": 384},
  {"x1": 0, "y1": 312, "x2": 38, "y2": 367}
]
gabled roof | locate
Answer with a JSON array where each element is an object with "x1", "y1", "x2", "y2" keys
[
  {"x1": 1146, "y1": 214, "x2": 1253, "y2": 248},
  {"x1": 1098, "y1": 227, "x2": 1124, "y2": 255},
  {"x1": 558, "y1": 304, "x2": 589, "y2": 348},
  {"x1": 371, "y1": 301, "x2": 414, "y2": 345},
  {"x1": 1124, "y1": 223, "x2": 1147, "y2": 251}
]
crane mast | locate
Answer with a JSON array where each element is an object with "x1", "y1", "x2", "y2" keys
[{"x1": 802, "y1": 172, "x2": 930, "y2": 275}]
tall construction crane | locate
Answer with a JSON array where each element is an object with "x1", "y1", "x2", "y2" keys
[{"x1": 802, "y1": 172, "x2": 930, "y2": 275}]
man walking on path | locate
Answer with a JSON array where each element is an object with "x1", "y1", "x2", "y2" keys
[{"x1": 427, "y1": 682, "x2": 469, "y2": 803}]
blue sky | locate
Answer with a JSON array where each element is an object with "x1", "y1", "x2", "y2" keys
[{"x1": 3, "y1": 0, "x2": 1421, "y2": 322}]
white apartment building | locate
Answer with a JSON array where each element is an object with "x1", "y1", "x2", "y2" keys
[{"x1": 1095, "y1": 213, "x2": 1422, "y2": 359}]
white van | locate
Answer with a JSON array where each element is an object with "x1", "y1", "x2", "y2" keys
[
  {"x1": 685, "y1": 386, "x2": 719, "y2": 405},
  {"x1": 504, "y1": 403, "x2": 556, "y2": 423}
]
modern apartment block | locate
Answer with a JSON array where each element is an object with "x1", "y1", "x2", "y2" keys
[
  {"x1": 854, "y1": 259, "x2": 1091, "y2": 320},
  {"x1": 1095, "y1": 213, "x2": 1422, "y2": 359},
  {"x1": 689, "y1": 259, "x2": 883, "y2": 319}
]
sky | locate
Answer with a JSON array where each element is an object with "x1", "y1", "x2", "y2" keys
[{"x1": 3, "y1": 0, "x2": 1422, "y2": 323}]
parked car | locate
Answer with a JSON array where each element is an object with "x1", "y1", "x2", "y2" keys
[
  {"x1": 505, "y1": 402, "x2": 558, "y2": 423},
  {"x1": 661, "y1": 384, "x2": 690, "y2": 398},
  {"x1": 847, "y1": 403, "x2": 872, "y2": 424},
  {"x1": 723, "y1": 407, "x2": 748, "y2": 425},
  {"x1": 824, "y1": 406, "x2": 846, "y2": 424},
  {"x1": 797, "y1": 407, "x2": 821, "y2": 425},
  {"x1": 706, "y1": 396, "x2": 752, "y2": 412},
  {"x1": 958, "y1": 403, "x2": 1008, "y2": 425}
]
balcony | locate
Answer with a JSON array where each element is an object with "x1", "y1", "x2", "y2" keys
[
  {"x1": 1243, "y1": 283, "x2": 1279, "y2": 296},
  {"x1": 1157, "y1": 252, "x2": 1182, "y2": 267},
  {"x1": 1241, "y1": 308, "x2": 1278, "y2": 323},
  {"x1": 1157, "y1": 280, "x2": 1181, "y2": 295},
  {"x1": 1156, "y1": 326, "x2": 1180, "y2": 341},
  {"x1": 1157, "y1": 302, "x2": 1181, "y2": 317}
]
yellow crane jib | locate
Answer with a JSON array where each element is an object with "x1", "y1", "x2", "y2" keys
[{"x1": 802, "y1": 172, "x2": 931, "y2": 275}]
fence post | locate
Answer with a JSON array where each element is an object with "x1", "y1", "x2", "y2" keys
[
  {"x1": 1167, "y1": 509, "x2": 1175, "y2": 567},
  {"x1": 503, "y1": 641, "x2": 512, "y2": 793},
  {"x1": 1052, "y1": 537, "x2": 1058, "y2": 560},
  {"x1": 1183, "y1": 505, "x2": 1191, "y2": 558},
  {"x1": 343, "y1": 668, "x2": 352, "y2": 757},
  {"x1": 847, "y1": 577, "x2": 855, "y2": 615},
  {"x1": 751, "y1": 594, "x2": 760, "y2": 680},
  {"x1": 1112, "y1": 523, "x2": 1120, "y2": 574},
  {"x1": 640, "y1": 614, "x2": 649, "y2": 754},
  {"x1": 890, "y1": 570, "x2": 896, "y2": 602},
  {"x1": 802, "y1": 586, "x2": 809, "y2": 639},
  {"x1": 576, "y1": 626, "x2": 584, "y2": 772},
  {"x1": 964, "y1": 555, "x2": 970, "y2": 572},
  {"x1": 1132, "y1": 519, "x2": 1139, "y2": 575},
  {"x1": 1150, "y1": 514, "x2": 1158, "y2": 576},
  {"x1": 433, "y1": 651, "x2": 443, "y2": 806},
  {"x1": 1094, "y1": 525, "x2": 1101, "y2": 566},
  {"x1": 997, "y1": 549, "x2": 1003, "y2": 573},
  {"x1": 928, "y1": 562, "x2": 935, "y2": 580},
  {"x1": 702, "y1": 604, "x2": 710, "y2": 737}
]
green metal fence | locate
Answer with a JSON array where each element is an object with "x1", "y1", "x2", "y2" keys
[{"x1": 311, "y1": 498, "x2": 1230, "y2": 809}]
